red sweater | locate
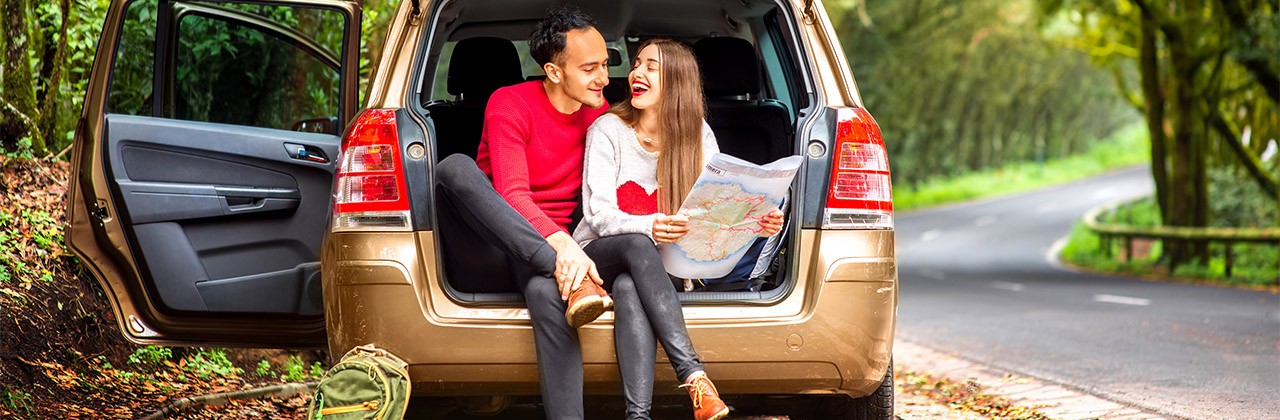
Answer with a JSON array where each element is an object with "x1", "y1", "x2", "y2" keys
[{"x1": 476, "y1": 81, "x2": 608, "y2": 237}]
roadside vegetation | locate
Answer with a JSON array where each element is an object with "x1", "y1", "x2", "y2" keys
[
  {"x1": 0, "y1": 157, "x2": 329, "y2": 418},
  {"x1": 894, "y1": 124, "x2": 1149, "y2": 211},
  {"x1": 1061, "y1": 193, "x2": 1279, "y2": 288}
]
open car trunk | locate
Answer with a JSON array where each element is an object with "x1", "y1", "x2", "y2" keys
[{"x1": 411, "y1": 0, "x2": 815, "y2": 304}]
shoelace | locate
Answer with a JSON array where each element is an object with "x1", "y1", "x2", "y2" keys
[{"x1": 679, "y1": 377, "x2": 715, "y2": 408}]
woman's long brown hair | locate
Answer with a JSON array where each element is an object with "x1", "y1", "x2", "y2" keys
[{"x1": 610, "y1": 39, "x2": 707, "y2": 214}]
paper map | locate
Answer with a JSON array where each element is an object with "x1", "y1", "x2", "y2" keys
[{"x1": 659, "y1": 153, "x2": 803, "y2": 279}]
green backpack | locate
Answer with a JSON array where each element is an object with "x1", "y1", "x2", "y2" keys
[{"x1": 308, "y1": 344, "x2": 411, "y2": 420}]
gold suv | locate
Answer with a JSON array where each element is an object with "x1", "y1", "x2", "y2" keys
[{"x1": 68, "y1": 0, "x2": 897, "y2": 417}]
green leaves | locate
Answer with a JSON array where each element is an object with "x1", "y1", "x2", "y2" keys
[
  {"x1": 127, "y1": 346, "x2": 173, "y2": 367},
  {"x1": 181, "y1": 348, "x2": 243, "y2": 381},
  {"x1": 827, "y1": 0, "x2": 1135, "y2": 186}
]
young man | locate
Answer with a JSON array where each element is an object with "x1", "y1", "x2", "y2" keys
[{"x1": 433, "y1": 7, "x2": 614, "y2": 419}]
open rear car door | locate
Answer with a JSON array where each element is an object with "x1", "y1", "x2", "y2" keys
[{"x1": 67, "y1": 0, "x2": 362, "y2": 346}]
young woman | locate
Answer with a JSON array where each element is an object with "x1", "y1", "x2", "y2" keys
[{"x1": 571, "y1": 38, "x2": 784, "y2": 420}]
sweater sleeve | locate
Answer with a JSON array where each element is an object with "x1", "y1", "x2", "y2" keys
[
  {"x1": 483, "y1": 91, "x2": 562, "y2": 237},
  {"x1": 580, "y1": 121, "x2": 658, "y2": 240},
  {"x1": 701, "y1": 120, "x2": 721, "y2": 159}
]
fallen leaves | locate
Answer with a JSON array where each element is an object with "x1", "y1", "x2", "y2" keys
[
  {"x1": 896, "y1": 368, "x2": 1049, "y2": 420},
  {"x1": 0, "y1": 157, "x2": 324, "y2": 419}
]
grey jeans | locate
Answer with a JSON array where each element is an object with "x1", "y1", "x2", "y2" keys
[{"x1": 436, "y1": 154, "x2": 583, "y2": 419}]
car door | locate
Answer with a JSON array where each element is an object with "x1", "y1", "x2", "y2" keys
[{"x1": 67, "y1": 0, "x2": 361, "y2": 347}]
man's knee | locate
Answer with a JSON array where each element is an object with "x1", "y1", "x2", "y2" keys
[
  {"x1": 523, "y1": 275, "x2": 565, "y2": 311},
  {"x1": 436, "y1": 153, "x2": 478, "y2": 185}
]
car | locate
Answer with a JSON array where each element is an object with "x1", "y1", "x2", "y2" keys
[{"x1": 67, "y1": 0, "x2": 897, "y2": 417}]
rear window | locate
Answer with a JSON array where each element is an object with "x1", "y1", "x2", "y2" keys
[{"x1": 426, "y1": 39, "x2": 631, "y2": 102}]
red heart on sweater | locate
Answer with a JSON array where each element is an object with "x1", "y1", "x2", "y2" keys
[{"x1": 617, "y1": 181, "x2": 658, "y2": 215}]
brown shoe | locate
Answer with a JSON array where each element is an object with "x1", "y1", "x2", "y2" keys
[
  {"x1": 591, "y1": 280, "x2": 614, "y2": 310},
  {"x1": 565, "y1": 281, "x2": 607, "y2": 328},
  {"x1": 679, "y1": 372, "x2": 729, "y2": 420}
]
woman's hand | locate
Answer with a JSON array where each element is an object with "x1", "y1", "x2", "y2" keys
[
  {"x1": 759, "y1": 209, "x2": 784, "y2": 237},
  {"x1": 653, "y1": 214, "x2": 690, "y2": 244}
]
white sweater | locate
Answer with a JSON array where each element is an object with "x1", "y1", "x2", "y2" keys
[{"x1": 572, "y1": 113, "x2": 720, "y2": 246}]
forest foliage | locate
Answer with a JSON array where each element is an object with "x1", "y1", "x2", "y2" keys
[
  {"x1": 827, "y1": 0, "x2": 1138, "y2": 186},
  {"x1": 0, "y1": 0, "x2": 1275, "y2": 233},
  {"x1": 826, "y1": 0, "x2": 1278, "y2": 268}
]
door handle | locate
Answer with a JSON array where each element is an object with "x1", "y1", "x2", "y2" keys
[{"x1": 284, "y1": 143, "x2": 329, "y2": 164}]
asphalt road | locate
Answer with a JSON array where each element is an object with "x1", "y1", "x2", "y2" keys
[{"x1": 895, "y1": 166, "x2": 1280, "y2": 419}]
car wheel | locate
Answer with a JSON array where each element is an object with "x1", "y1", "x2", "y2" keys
[{"x1": 810, "y1": 360, "x2": 894, "y2": 420}]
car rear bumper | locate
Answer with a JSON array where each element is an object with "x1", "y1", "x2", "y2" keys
[{"x1": 321, "y1": 229, "x2": 896, "y2": 398}]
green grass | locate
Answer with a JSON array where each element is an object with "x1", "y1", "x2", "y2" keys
[
  {"x1": 894, "y1": 123, "x2": 1150, "y2": 211},
  {"x1": 182, "y1": 348, "x2": 243, "y2": 380},
  {"x1": 1060, "y1": 200, "x2": 1280, "y2": 287}
]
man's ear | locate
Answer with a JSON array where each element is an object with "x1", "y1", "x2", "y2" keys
[{"x1": 544, "y1": 62, "x2": 563, "y2": 84}]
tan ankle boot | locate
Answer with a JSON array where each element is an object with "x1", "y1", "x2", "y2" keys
[
  {"x1": 565, "y1": 281, "x2": 607, "y2": 328},
  {"x1": 679, "y1": 372, "x2": 729, "y2": 420}
]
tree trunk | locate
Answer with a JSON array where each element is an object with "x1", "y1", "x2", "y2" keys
[
  {"x1": 37, "y1": 0, "x2": 72, "y2": 152},
  {"x1": 1165, "y1": 39, "x2": 1213, "y2": 268},
  {"x1": 1138, "y1": 17, "x2": 1173, "y2": 228},
  {"x1": 1, "y1": 0, "x2": 46, "y2": 155}
]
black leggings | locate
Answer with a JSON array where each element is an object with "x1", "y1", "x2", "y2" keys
[{"x1": 584, "y1": 234, "x2": 704, "y2": 419}]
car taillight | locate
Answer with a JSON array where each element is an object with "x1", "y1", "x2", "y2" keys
[
  {"x1": 823, "y1": 107, "x2": 893, "y2": 229},
  {"x1": 332, "y1": 109, "x2": 411, "y2": 231}
]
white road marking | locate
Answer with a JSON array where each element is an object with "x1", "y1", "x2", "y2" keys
[
  {"x1": 1091, "y1": 187, "x2": 1117, "y2": 200},
  {"x1": 974, "y1": 216, "x2": 997, "y2": 227},
  {"x1": 921, "y1": 230, "x2": 942, "y2": 242},
  {"x1": 990, "y1": 281, "x2": 1025, "y2": 292},
  {"x1": 1093, "y1": 294, "x2": 1151, "y2": 306},
  {"x1": 920, "y1": 269, "x2": 946, "y2": 280},
  {"x1": 1035, "y1": 202, "x2": 1057, "y2": 213},
  {"x1": 1045, "y1": 236, "x2": 1069, "y2": 268}
]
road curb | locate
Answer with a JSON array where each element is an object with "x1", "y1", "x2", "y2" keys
[
  {"x1": 140, "y1": 381, "x2": 317, "y2": 419},
  {"x1": 895, "y1": 340, "x2": 1175, "y2": 419}
]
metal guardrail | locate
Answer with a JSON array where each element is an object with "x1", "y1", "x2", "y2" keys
[{"x1": 1082, "y1": 197, "x2": 1280, "y2": 277}]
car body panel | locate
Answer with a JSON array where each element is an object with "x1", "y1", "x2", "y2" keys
[{"x1": 322, "y1": 229, "x2": 895, "y2": 397}]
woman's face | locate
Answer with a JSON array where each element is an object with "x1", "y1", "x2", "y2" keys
[{"x1": 628, "y1": 44, "x2": 663, "y2": 110}]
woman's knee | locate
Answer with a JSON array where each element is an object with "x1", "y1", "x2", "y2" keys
[
  {"x1": 615, "y1": 233, "x2": 652, "y2": 247},
  {"x1": 615, "y1": 234, "x2": 660, "y2": 265},
  {"x1": 611, "y1": 274, "x2": 637, "y2": 295}
]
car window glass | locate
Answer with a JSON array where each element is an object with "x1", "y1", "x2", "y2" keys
[
  {"x1": 104, "y1": 0, "x2": 346, "y2": 134},
  {"x1": 759, "y1": 27, "x2": 792, "y2": 114},
  {"x1": 762, "y1": 9, "x2": 807, "y2": 111},
  {"x1": 173, "y1": 6, "x2": 343, "y2": 133},
  {"x1": 107, "y1": 0, "x2": 158, "y2": 116},
  {"x1": 428, "y1": 41, "x2": 457, "y2": 101}
]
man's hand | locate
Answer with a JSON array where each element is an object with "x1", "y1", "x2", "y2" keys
[
  {"x1": 653, "y1": 214, "x2": 690, "y2": 244},
  {"x1": 545, "y1": 232, "x2": 602, "y2": 300},
  {"x1": 759, "y1": 209, "x2": 784, "y2": 237}
]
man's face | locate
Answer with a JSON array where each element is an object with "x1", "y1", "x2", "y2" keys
[{"x1": 548, "y1": 27, "x2": 610, "y2": 109}]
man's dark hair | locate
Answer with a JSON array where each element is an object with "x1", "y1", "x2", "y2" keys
[{"x1": 529, "y1": 5, "x2": 597, "y2": 66}]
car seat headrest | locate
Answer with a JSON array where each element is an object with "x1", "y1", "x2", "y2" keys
[
  {"x1": 692, "y1": 37, "x2": 761, "y2": 98},
  {"x1": 447, "y1": 37, "x2": 525, "y2": 102}
]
